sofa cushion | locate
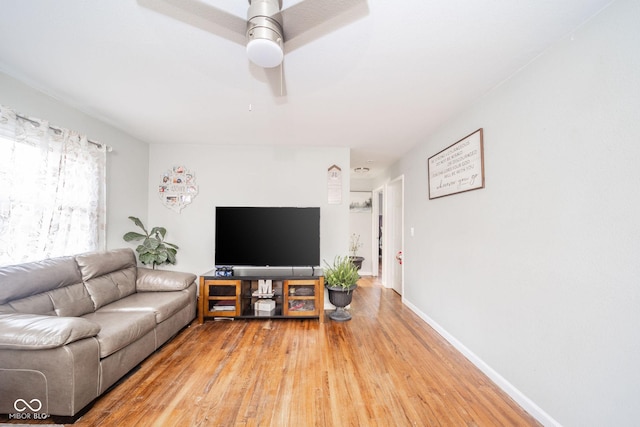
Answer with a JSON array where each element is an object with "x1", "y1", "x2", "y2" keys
[
  {"x1": 0, "y1": 256, "x2": 82, "y2": 305},
  {"x1": 48, "y1": 282, "x2": 95, "y2": 317},
  {"x1": 97, "y1": 291, "x2": 191, "y2": 324},
  {"x1": 75, "y1": 248, "x2": 137, "y2": 281},
  {"x1": 84, "y1": 267, "x2": 137, "y2": 310},
  {"x1": 0, "y1": 313, "x2": 101, "y2": 350},
  {"x1": 0, "y1": 304, "x2": 15, "y2": 314},
  {"x1": 82, "y1": 311, "x2": 156, "y2": 358},
  {"x1": 0, "y1": 293, "x2": 56, "y2": 316},
  {"x1": 136, "y1": 268, "x2": 197, "y2": 292}
]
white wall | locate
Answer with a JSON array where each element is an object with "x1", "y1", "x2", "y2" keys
[
  {"x1": 147, "y1": 144, "x2": 350, "y2": 276},
  {"x1": 378, "y1": 0, "x2": 640, "y2": 425},
  {"x1": 0, "y1": 72, "x2": 150, "y2": 249}
]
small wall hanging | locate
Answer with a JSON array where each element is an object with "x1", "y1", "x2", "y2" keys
[
  {"x1": 327, "y1": 164, "x2": 342, "y2": 204},
  {"x1": 350, "y1": 191, "x2": 372, "y2": 212},
  {"x1": 158, "y1": 165, "x2": 199, "y2": 213}
]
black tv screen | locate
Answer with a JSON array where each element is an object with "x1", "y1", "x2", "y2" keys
[{"x1": 215, "y1": 207, "x2": 320, "y2": 267}]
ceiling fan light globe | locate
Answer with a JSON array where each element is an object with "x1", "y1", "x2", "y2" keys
[{"x1": 246, "y1": 38, "x2": 283, "y2": 68}]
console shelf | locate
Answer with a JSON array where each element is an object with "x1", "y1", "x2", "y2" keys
[{"x1": 199, "y1": 271, "x2": 324, "y2": 323}]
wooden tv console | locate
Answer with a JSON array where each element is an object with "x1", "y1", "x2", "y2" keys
[{"x1": 199, "y1": 268, "x2": 324, "y2": 323}]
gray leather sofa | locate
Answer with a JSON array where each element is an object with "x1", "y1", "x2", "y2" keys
[{"x1": 0, "y1": 248, "x2": 197, "y2": 420}]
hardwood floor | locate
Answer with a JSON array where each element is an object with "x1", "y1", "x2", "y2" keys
[{"x1": 2, "y1": 276, "x2": 541, "y2": 426}]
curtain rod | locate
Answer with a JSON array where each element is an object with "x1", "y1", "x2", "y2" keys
[{"x1": 14, "y1": 113, "x2": 112, "y2": 152}]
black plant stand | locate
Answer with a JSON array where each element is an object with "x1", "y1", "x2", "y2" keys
[
  {"x1": 327, "y1": 284, "x2": 357, "y2": 321},
  {"x1": 349, "y1": 256, "x2": 364, "y2": 270}
]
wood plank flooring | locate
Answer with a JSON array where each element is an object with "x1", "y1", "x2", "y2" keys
[{"x1": 2, "y1": 276, "x2": 541, "y2": 426}]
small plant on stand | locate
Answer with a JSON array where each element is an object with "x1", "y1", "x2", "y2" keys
[{"x1": 349, "y1": 233, "x2": 364, "y2": 270}]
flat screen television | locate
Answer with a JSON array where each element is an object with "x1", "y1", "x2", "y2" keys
[{"x1": 215, "y1": 206, "x2": 320, "y2": 267}]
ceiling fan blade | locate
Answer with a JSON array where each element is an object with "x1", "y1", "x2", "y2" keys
[
  {"x1": 281, "y1": 0, "x2": 369, "y2": 52},
  {"x1": 138, "y1": 0, "x2": 246, "y2": 46}
]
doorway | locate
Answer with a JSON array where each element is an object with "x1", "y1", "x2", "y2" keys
[
  {"x1": 386, "y1": 176, "x2": 404, "y2": 295},
  {"x1": 372, "y1": 186, "x2": 384, "y2": 279}
]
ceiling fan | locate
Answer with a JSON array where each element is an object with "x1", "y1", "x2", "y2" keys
[{"x1": 139, "y1": 0, "x2": 368, "y2": 96}]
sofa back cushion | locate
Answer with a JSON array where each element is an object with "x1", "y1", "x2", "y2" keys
[
  {"x1": 0, "y1": 256, "x2": 94, "y2": 316},
  {"x1": 0, "y1": 293, "x2": 56, "y2": 315},
  {"x1": 76, "y1": 249, "x2": 138, "y2": 310},
  {"x1": 84, "y1": 268, "x2": 137, "y2": 310},
  {"x1": 0, "y1": 256, "x2": 82, "y2": 305},
  {"x1": 75, "y1": 248, "x2": 137, "y2": 281},
  {"x1": 48, "y1": 282, "x2": 95, "y2": 317}
]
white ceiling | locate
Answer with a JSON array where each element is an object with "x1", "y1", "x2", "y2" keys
[{"x1": 0, "y1": 0, "x2": 612, "y2": 179}]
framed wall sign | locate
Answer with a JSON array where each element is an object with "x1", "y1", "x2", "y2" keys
[{"x1": 428, "y1": 128, "x2": 485, "y2": 199}]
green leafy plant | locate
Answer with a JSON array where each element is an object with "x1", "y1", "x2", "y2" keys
[
  {"x1": 323, "y1": 255, "x2": 359, "y2": 292},
  {"x1": 123, "y1": 216, "x2": 178, "y2": 269}
]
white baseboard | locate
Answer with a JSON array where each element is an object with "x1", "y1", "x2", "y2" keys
[{"x1": 402, "y1": 298, "x2": 561, "y2": 427}]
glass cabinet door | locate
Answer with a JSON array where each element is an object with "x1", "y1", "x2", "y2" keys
[
  {"x1": 284, "y1": 280, "x2": 319, "y2": 316},
  {"x1": 204, "y1": 280, "x2": 240, "y2": 316}
]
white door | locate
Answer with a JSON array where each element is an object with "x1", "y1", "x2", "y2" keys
[{"x1": 386, "y1": 176, "x2": 404, "y2": 295}]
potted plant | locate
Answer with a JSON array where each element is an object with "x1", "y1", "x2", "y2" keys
[
  {"x1": 123, "y1": 216, "x2": 178, "y2": 269},
  {"x1": 348, "y1": 233, "x2": 364, "y2": 270},
  {"x1": 324, "y1": 255, "x2": 360, "y2": 321}
]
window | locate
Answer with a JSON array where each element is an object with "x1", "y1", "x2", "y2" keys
[{"x1": 0, "y1": 105, "x2": 106, "y2": 266}]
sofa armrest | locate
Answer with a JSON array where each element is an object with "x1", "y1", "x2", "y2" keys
[
  {"x1": 0, "y1": 313, "x2": 101, "y2": 350},
  {"x1": 136, "y1": 267, "x2": 197, "y2": 292}
]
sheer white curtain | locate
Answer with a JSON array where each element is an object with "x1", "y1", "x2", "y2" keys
[{"x1": 0, "y1": 105, "x2": 107, "y2": 266}]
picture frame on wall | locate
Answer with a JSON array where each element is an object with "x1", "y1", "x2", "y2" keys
[
  {"x1": 350, "y1": 191, "x2": 372, "y2": 212},
  {"x1": 158, "y1": 165, "x2": 199, "y2": 212},
  {"x1": 427, "y1": 128, "x2": 485, "y2": 199}
]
